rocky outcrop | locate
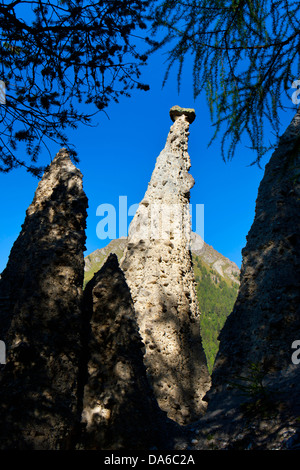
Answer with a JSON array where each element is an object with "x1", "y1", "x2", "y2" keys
[
  {"x1": 79, "y1": 254, "x2": 182, "y2": 450},
  {"x1": 84, "y1": 232, "x2": 240, "y2": 289},
  {"x1": 84, "y1": 237, "x2": 128, "y2": 287},
  {"x1": 190, "y1": 232, "x2": 240, "y2": 285},
  {"x1": 0, "y1": 149, "x2": 88, "y2": 449},
  {"x1": 192, "y1": 109, "x2": 300, "y2": 449},
  {"x1": 1, "y1": 104, "x2": 298, "y2": 451},
  {"x1": 120, "y1": 106, "x2": 211, "y2": 425}
]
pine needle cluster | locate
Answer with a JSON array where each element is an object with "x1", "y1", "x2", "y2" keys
[{"x1": 148, "y1": 0, "x2": 300, "y2": 164}]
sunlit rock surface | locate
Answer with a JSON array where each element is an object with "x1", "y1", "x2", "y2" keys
[{"x1": 120, "y1": 107, "x2": 211, "y2": 425}]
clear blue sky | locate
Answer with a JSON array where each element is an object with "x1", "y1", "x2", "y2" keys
[{"x1": 0, "y1": 31, "x2": 296, "y2": 273}]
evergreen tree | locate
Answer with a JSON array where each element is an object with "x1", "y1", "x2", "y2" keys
[
  {"x1": 193, "y1": 254, "x2": 239, "y2": 372},
  {"x1": 148, "y1": 0, "x2": 300, "y2": 164},
  {"x1": 0, "y1": 0, "x2": 150, "y2": 175}
]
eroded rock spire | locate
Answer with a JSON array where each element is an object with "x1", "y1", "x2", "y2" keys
[
  {"x1": 198, "y1": 108, "x2": 300, "y2": 448},
  {"x1": 0, "y1": 149, "x2": 88, "y2": 449},
  {"x1": 120, "y1": 106, "x2": 211, "y2": 425},
  {"x1": 80, "y1": 254, "x2": 180, "y2": 450}
]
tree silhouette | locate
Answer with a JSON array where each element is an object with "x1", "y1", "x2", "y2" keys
[
  {"x1": 148, "y1": 0, "x2": 300, "y2": 165},
  {"x1": 0, "y1": 0, "x2": 150, "y2": 175}
]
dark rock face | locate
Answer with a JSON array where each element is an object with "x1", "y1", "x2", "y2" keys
[
  {"x1": 198, "y1": 109, "x2": 300, "y2": 449},
  {"x1": 80, "y1": 254, "x2": 179, "y2": 450},
  {"x1": 0, "y1": 149, "x2": 88, "y2": 449}
]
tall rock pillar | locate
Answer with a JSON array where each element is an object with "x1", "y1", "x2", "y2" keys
[
  {"x1": 120, "y1": 106, "x2": 210, "y2": 425},
  {"x1": 80, "y1": 254, "x2": 179, "y2": 450},
  {"x1": 205, "y1": 108, "x2": 300, "y2": 428},
  {"x1": 0, "y1": 149, "x2": 88, "y2": 449}
]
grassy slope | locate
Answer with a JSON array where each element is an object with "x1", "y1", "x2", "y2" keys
[{"x1": 83, "y1": 240, "x2": 126, "y2": 288}]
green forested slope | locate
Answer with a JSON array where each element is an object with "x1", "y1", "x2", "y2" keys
[{"x1": 193, "y1": 254, "x2": 239, "y2": 373}]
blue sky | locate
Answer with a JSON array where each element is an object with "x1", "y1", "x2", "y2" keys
[{"x1": 0, "y1": 28, "x2": 297, "y2": 273}]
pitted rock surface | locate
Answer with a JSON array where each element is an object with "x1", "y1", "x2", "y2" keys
[
  {"x1": 0, "y1": 149, "x2": 88, "y2": 449},
  {"x1": 80, "y1": 254, "x2": 182, "y2": 450},
  {"x1": 193, "y1": 108, "x2": 300, "y2": 449},
  {"x1": 120, "y1": 108, "x2": 210, "y2": 425}
]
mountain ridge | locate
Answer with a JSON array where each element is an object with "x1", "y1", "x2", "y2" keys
[
  {"x1": 84, "y1": 233, "x2": 240, "y2": 372},
  {"x1": 84, "y1": 232, "x2": 240, "y2": 288}
]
